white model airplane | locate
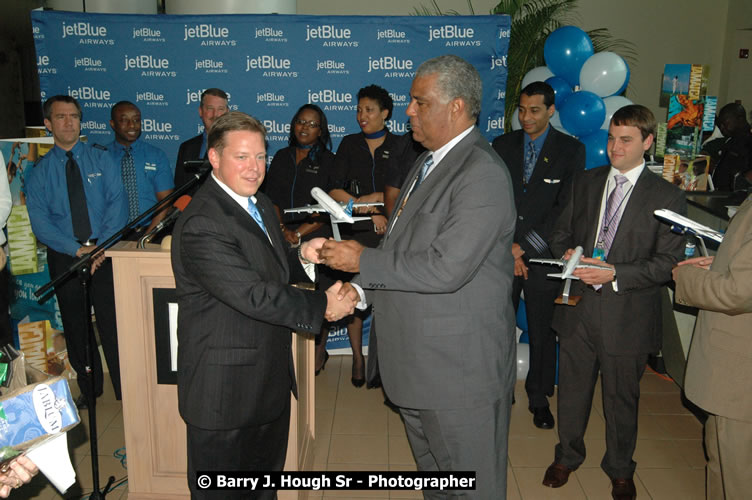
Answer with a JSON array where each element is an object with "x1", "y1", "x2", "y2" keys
[
  {"x1": 284, "y1": 187, "x2": 383, "y2": 241},
  {"x1": 529, "y1": 246, "x2": 613, "y2": 304},
  {"x1": 654, "y1": 209, "x2": 724, "y2": 256}
]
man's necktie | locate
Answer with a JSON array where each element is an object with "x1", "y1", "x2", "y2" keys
[
  {"x1": 524, "y1": 141, "x2": 537, "y2": 184},
  {"x1": 65, "y1": 151, "x2": 92, "y2": 243},
  {"x1": 247, "y1": 197, "x2": 268, "y2": 236},
  {"x1": 409, "y1": 154, "x2": 434, "y2": 196},
  {"x1": 121, "y1": 146, "x2": 139, "y2": 220},
  {"x1": 600, "y1": 174, "x2": 629, "y2": 257}
]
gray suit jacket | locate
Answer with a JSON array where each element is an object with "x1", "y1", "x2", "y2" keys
[
  {"x1": 357, "y1": 128, "x2": 517, "y2": 410},
  {"x1": 549, "y1": 166, "x2": 687, "y2": 355},
  {"x1": 676, "y1": 194, "x2": 752, "y2": 422}
]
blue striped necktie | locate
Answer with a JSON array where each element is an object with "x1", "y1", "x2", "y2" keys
[{"x1": 121, "y1": 146, "x2": 139, "y2": 220}]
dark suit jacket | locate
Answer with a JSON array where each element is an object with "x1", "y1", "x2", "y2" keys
[
  {"x1": 549, "y1": 166, "x2": 686, "y2": 355},
  {"x1": 357, "y1": 128, "x2": 517, "y2": 410},
  {"x1": 492, "y1": 127, "x2": 585, "y2": 258},
  {"x1": 174, "y1": 133, "x2": 204, "y2": 191},
  {"x1": 171, "y1": 176, "x2": 327, "y2": 430}
]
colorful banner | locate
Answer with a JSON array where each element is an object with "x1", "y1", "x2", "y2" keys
[{"x1": 31, "y1": 11, "x2": 511, "y2": 169}]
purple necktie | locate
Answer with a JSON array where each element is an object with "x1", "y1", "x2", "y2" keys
[{"x1": 600, "y1": 174, "x2": 629, "y2": 257}]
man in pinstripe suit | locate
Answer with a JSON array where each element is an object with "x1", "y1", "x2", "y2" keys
[{"x1": 171, "y1": 112, "x2": 356, "y2": 499}]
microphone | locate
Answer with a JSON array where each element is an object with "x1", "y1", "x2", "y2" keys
[{"x1": 137, "y1": 195, "x2": 191, "y2": 248}]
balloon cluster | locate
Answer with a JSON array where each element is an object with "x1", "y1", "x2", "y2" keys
[{"x1": 512, "y1": 26, "x2": 633, "y2": 170}]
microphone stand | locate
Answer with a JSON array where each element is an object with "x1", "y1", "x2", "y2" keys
[{"x1": 33, "y1": 169, "x2": 208, "y2": 498}]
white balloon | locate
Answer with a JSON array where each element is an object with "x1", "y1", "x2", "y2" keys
[
  {"x1": 549, "y1": 110, "x2": 574, "y2": 136},
  {"x1": 579, "y1": 52, "x2": 629, "y2": 98},
  {"x1": 511, "y1": 108, "x2": 521, "y2": 131},
  {"x1": 516, "y1": 342, "x2": 530, "y2": 381},
  {"x1": 600, "y1": 95, "x2": 634, "y2": 130},
  {"x1": 521, "y1": 66, "x2": 555, "y2": 90}
]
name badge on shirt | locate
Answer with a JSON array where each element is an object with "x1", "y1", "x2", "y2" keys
[
  {"x1": 145, "y1": 162, "x2": 157, "y2": 171},
  {"x1": 592, "y1": 243, "x2": 606, "y2": 261}
]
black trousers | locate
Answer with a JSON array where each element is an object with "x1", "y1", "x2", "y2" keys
[
  {"x1": 186, "y1": 399, "x2": 290, "y2": 500},
  {"x1": 512, "y1": 265, "x2": 560, "y2": 408},
  {"x1": 554, "y1": 291, "x2": 648, "y2": 479},
  {"x1": 46, "y1": 248, "x2": 121, "y2": 400}
]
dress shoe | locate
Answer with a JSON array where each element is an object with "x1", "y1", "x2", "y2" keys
[
  {"x1": 75, "y1": 394, "x2": 90, "y2": 410},
  {"x1": 315, "y1": 351, "x2": 329, "y2": 376},
  {"x1": 530, "y1": 406, "x2": 555, "y2": 429},
  {"x1": 351, "y1": 376, "x2": 365, "y2": 387},
  {"x1": 611, "y1": 478, "x2": 636, "y2": 500},
  {"x1": 542, "y1": 462, "x2": 573, "y2": 488},
  {"x1": 351, "y1": 357, "x2": 365, "y2": 387}
]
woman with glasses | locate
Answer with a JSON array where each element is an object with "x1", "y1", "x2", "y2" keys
[{"x1": 263, "y1": 104, "x2": 337, "y2": 374}]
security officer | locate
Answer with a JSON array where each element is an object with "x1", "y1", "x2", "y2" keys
[
  {"x1": 25, "y1": 95, "x2": 128, "y2": 407},
  {"x1": 107, "y1": 100, "x2": 174, "y2": 237}
]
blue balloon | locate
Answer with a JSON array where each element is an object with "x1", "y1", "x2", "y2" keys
[
  {"x1": 544, "y1": 26, "x2": 594, "y2": 87},
  {"x1": 559, "y1": 91, "x2": 606, "y2": 137},
  {"x1": 579, "y1": 129, "x2": 609, "y2": 170},
  {"x1": 545, "y1": 76, "x2": 573, "y2": 108}
]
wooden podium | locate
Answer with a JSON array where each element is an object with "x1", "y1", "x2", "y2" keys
[{"x1": 107, "y1": 242, "x2": 315, "y2": 499}]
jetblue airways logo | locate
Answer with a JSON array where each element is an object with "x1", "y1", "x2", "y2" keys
[
  {"x1": 305, "y1": 25, "x2": 358, "y2": 47},
  {"x1": 124, "y1": 55, "x2": 176, "y2": 77},
  {"x1": 307, "y1": 89, "x2": 352, "y2": 104},
  {"x1": 133, "y1": 26, "x2": 164, "y2": 42},
  {"x1": 136, "y1": 91, "x2": 168, "y2": 107},
  {"x1": 37, "y1": 55, "x2": 57, "y2": 75},
  {"x1": 486, "y1": 115, "x2": 504, "y2": 132},
  {"x1": 255, "y1": 27, "x2": 287, "y2": 42},
  {"x1": 316, "y1": 59, "x2": 349, "y2": 74},
  {"x1": 195, "y1": 58, "x2": 227, "y2": 74},
  {"x1": 68, "y1": 85, "x2": 111, "y2": 101},
  {"x1": 143, "y1": 119, "x2": 180, "y2": 141},
  {"x1": 389, "y1": 92, "x2": 409, "y2": 107},
  {"x1": 256, "y1": 92, "x2": 288, "y2": 107},
  {"x1": 386, "y1": 120, "x2": 410, "y2": 134},
  {"x1": 74, "y1": 57, "x2": 105, "y2": 72},
  {"x1": 81, "y1": 120, "x2": 108, "y2": 134},
  {"x1": 368, "y1": 56, "x2": 414, "y2": 78},
  {"x1": 62, "y1": 21, "x2": 114, "y2": 45},
  {"x1": 184, "y1": 24, "x2": 236, "y2": 46},
  {"x1": 490, "y1": 55, "x2": 507, "y2": 70},
  {"x1": 185, "y1": 89, "x2": 237, "y2": 109},
  {"x1": 245, "y1": 55, "x2": 297, "y2": 77},
  {"x1": 428, "y1": 25, "x2": 479, "y2": 46},
  {"x1": 377, "y1": 29, "x2": 409, "y2": 44}
]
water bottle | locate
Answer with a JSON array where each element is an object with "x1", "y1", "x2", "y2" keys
[{"x1": 684, "y1": 241, "x2": 696, "y2": 260}]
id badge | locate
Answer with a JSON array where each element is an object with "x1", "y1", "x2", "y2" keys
[{"x1": 592, "y1": 244, "x2": 606, "y2": 261}]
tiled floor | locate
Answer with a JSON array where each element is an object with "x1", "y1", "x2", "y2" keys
[{"x1": 19, "y1": 356, "x2": 706, "y2": 499}]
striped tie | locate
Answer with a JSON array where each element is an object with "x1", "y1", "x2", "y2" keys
[{"x1": 601, "y1": 174, "x2": 629, "y2": 257}]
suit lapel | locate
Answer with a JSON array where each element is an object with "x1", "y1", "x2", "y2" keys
[
  {"x1": 383, "y1": 150, "x2": 430, "y2": 244},
  {"x1": 386, "y1": 130, "x2": 478, "y2": 244},
  {"x1": 583, "y1": 167, "x2": 610, "y2": 254},
  {"x1": 608, "y1": 168, "x2": 651, "y2": 255},
  {"x1": 527, "y1": 129, "x2": 557, "y2": 187},
  {"x1": 208, "y1": 178, "x2": 287, "y2": 270}
]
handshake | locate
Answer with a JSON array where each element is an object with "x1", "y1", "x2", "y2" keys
[{"x1": 299, "y1": 239, "x2": 362, "y2": 322}]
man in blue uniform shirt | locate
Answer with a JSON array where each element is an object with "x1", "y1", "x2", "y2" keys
[
  {"x1": 25, "y1": 95, "x2": 128, "y2": 406},
  {"x1": 107, "y1": 101, "x2": 174, "y2": 236}
]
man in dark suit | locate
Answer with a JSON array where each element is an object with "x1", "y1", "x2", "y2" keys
[
  {"x1": 492, "y1": 82, "x2": 585, "y2": 429},
  {"x1": 320, "y1": 55, "x2": 517, "y2": 499},
  {"x1": 171, "y1": 111, "x2": 356, "y2": 499},
  {"x1": 173, "y1": 87, "x2": 228, "y2": 191},
  {"x1": 541, "y1": 105, "x2": 686, "y2": 500}
]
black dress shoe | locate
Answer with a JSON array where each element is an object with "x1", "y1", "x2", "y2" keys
[
  {"x1": 611, "y1": 478, "x2": 636, "y2": 500},
  {"x1": 75, "y1": 394, "x2": 89, "y2": 410},
  {"x1": 530, "y1": 406, "x2": 555, "y2": 429},
  {"x1": 351, "y1": 377, "x2": 365, "y2": 388},
  {"x1": 315, "y1": 351, "x2": 329, "y2": 376},
  {"x1": 542, "y1": 462, "x2": 573, "y2": 488}
]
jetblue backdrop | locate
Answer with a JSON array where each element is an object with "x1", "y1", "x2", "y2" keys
[{"x1": 31, "y1": 11, "x2": 511, "y2": 168}]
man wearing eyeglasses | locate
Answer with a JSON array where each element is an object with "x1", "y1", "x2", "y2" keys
[{"x1": 174, "y1": 87, "x2": 229, "y2": 191}]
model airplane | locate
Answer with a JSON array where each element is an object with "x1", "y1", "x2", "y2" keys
[
  {"x1": 284, "y1": 187, "x2": 383, "y2": 241},
  {"x1": 529, "y1": 246, "x2": 613, "y2": 304},
  {"x1": 654, "y1": 209, "x2": 724, "y2": 256}
]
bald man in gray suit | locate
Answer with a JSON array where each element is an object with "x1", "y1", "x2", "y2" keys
[{"x1": 320, "y1": 55, "x2": 517, "y2": 499}]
